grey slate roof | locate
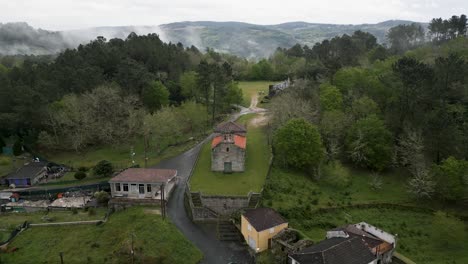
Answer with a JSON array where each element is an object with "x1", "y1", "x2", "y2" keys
[
  {"x1": 5, "y1": 161, "x2": 48, "y2": 179},
  {"x1": 290, "y1": 237, "x2": 376, "y2": 264},
  {"x1": 331, "y1": 224, "x2": 383, "y2": 248},
  {"x1": 243, "y1": 207, "x2": 287, "y2": 232},
  {"x1": 214, "y1": 121, "x2": 246, "y2": 134}
]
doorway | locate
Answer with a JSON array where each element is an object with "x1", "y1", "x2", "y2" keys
[{"x1": 224, "y1": 162, "x2": 232, "y2": 173}]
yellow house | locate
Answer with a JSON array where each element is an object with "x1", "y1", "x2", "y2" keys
[{"x1": 241, "y1": 207, "x2": 288, "y2": 252}]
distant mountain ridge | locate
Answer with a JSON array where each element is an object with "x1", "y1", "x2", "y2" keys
[{"x1": 0, "y1": 20, "x2": 424, "y2": 58}]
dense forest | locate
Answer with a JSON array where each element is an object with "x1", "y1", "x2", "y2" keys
[
  {"x1": 267, "y1": 14, "x2": 468, "y2": 204},
  {"x1": 0, "y1": 34, "x2": 244, "y2": 153}
]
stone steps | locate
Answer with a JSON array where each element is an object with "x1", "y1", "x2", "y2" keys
[
  {"x1": 248, "y1": 194, "x2": 261, "y2": 208},
  {"x1": 191, "y1": 193, "x2": 202, "y2": 207},
  {"x1": 217, "y1": 220, "x2": 242, "y2": 241}
]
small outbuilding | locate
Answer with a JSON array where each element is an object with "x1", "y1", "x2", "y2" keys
[
  {"x1": 211, "y1": 121, "x2": 247, "y2": 173},
  {"x1": 109, "y1": 168, "x2": 177, "y2": 204},
  {"x1": 241, "y1": 207, "x2": 288, "y2": 252},
  {"x1": 5, "y1": 160, "x2": 48, "y2": 187}
]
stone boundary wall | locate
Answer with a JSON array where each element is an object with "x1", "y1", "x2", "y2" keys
[
  {"x1": 200, "y1": 195, "x2": 249, "y2": 215},
  {"x1": 29, "y1": 220, "x2": 103, "y2": 227}
]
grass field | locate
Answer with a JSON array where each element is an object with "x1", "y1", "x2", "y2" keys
[
  {"x1": 0, "y1": 208, "x2": 108, "y2": 229},
  {"x1": 264, "y1": 167, "x2": 412, "y2": 209},
  {"x1": 190, "y1": 113, "x2": 271, "y2": 195},
  {"x1": 238, "y1": 81, "x2": 271, "y2": 107},
  {"x1": 43, "y1": 137, "x2": 200, "y2": 171},
  {"x1": 2, "y1": 207, "x2": 203, "y2": 264},
  {"x1": 38, "y1": 171, "x2": 112, "y2": 188},
  {"x1": 262, "y1": 166, "x2": 468, "y2": 264}
]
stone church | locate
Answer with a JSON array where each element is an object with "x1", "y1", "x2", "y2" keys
[{"x1": 211, "y1": 121, "x2": 246, "y2": 173}]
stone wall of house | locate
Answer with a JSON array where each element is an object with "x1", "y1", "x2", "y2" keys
[{"x1": 211, "y1": 143, "x2": 245, "y2": 172}]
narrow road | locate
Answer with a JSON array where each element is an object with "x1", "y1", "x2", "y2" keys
[
  {"x1": 154, "y1": 139, "x2": 252, "y2": 264},
  {"x1": 153, "y1": 98, "x2": 266, "y2": 264}
]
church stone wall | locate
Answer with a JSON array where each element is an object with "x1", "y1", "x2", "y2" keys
[{"x1": 211, "y1": 143, "x2": 245, "y2": 172}]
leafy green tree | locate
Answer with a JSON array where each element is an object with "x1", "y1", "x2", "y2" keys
[
  {"x1": 320, "y1": 110, "x2": 348, "y2": 161},
  {"x1": 432, "y1": 211, "x2": 466, "y2": 248},
  {"x1": 387, "y1": 23, "x2": 425, "y2": 54},
  {"x1": 0, "y1": 136, "x2": 5, "y2": 149},
  {"x1": 93, "y1": 160, "x2": 114, "y2": 178},
  {"x1": 351, "y1": 96, "x2": 380, "y2": 120},
  {"x1": 142, "y1": 81, "x2": 170, "y2": 113},
  {"x1": 345, "y1": 115, "x2": 393, "y2": 171},
  {"x1": 432, "y1": 157, "x2": 467, "y2": 201},
  {"x1": 74, "y1": 171, "x2": 87, "y2": 180},
  {"x1": 179, "y1": 71, "x2": 198, "y2": 100},
  {"x1": 319, "y1": 84, "x2": 343, "y2": 112},
  {"x1": 368, "y1": 45, "x2": 388, "y2": 63},
  {"x1": 94, "y1": 191, "x2": 110, "y2": 204},
  {"x1": 273, "y1": 118, "x2": 324, "y2": 172},
  {"x1": 249, "y1": 59, "x2": 274, "y2": 80},
  {"x1": 12, "y1": 138, "x2": 23, "y2": 156}
]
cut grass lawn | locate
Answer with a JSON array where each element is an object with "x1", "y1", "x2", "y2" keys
[
  {"x1": 38, "y1": 172, "x2": 111, "y2": 187},
  {"x1": 0, "y1": 208, "x2": 108, "y2": 229},
  {"x1": 262, "y1": 166, "x2": 468, "y2": 264},
  {"x1": 238, "y1": 81, "x2": 271, "y2": 107},
  {"x1": 190, "y1": 113, "x2": 271, "y2": 195},
  {"x1": 2, "y1": 207, "x2": 203, "y2": 264}
]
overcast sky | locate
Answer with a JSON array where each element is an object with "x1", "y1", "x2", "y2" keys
[{"x1": 1, "y1": 0, "x2": 467, "y2": 30}]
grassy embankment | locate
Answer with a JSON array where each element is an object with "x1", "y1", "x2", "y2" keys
[{"x1": 2, "y1": 207, "x2": 203, "y2": 264}]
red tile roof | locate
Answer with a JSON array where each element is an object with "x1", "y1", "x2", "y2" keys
[
  {"x1": 211, "y1": 136, "x2": 223, "y2": 148},
  {"x1": 109, "y1": 168, "x2": 177, "y2": 183},
  {"x1": 234, "y1": 135, "x2": 246, "y2": 149},
  {"x1": 211, "y1": 135, "x2": 246, "y2": 149}
]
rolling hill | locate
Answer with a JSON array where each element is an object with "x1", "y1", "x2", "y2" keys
[{"x1": 0, "y1": 20, "x2": 423, "y2": 58}]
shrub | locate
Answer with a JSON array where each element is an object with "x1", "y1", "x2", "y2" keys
[
  {"x1": 321, "y1": 161, "x2": 351, "y2": 188},
  {"x1": 0, "y1": 136, "x2": 5, "y2": 149},
  {"x1": 93, "y1": 160, "x2": 114, "y2": 178},
  {"x1": 94, "y1": 191, "x2": 110, "y2": 204},
  {"x1": 88, "y1": 207, "x2": 96, "y2": 216},
  {"x1": 71, "y1": 208, "x2": 78, "y2": 214},
  {"x1": 74, "y1": 171, "x2": 87, "y2": 180}
]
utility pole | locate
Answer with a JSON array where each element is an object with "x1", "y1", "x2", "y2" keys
[
  {"x1": 130, "y1": 232, "x2": 135, "y2": 264},
  {"x1": 144, "y1": 132, "x2": 148, "y2": 168},
  {"x1": 160, "y1": 184, "x2": 165, "y2": 220},
  {"x1": 130, "y1": 147, "x2": 136, "y2": 166}
]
